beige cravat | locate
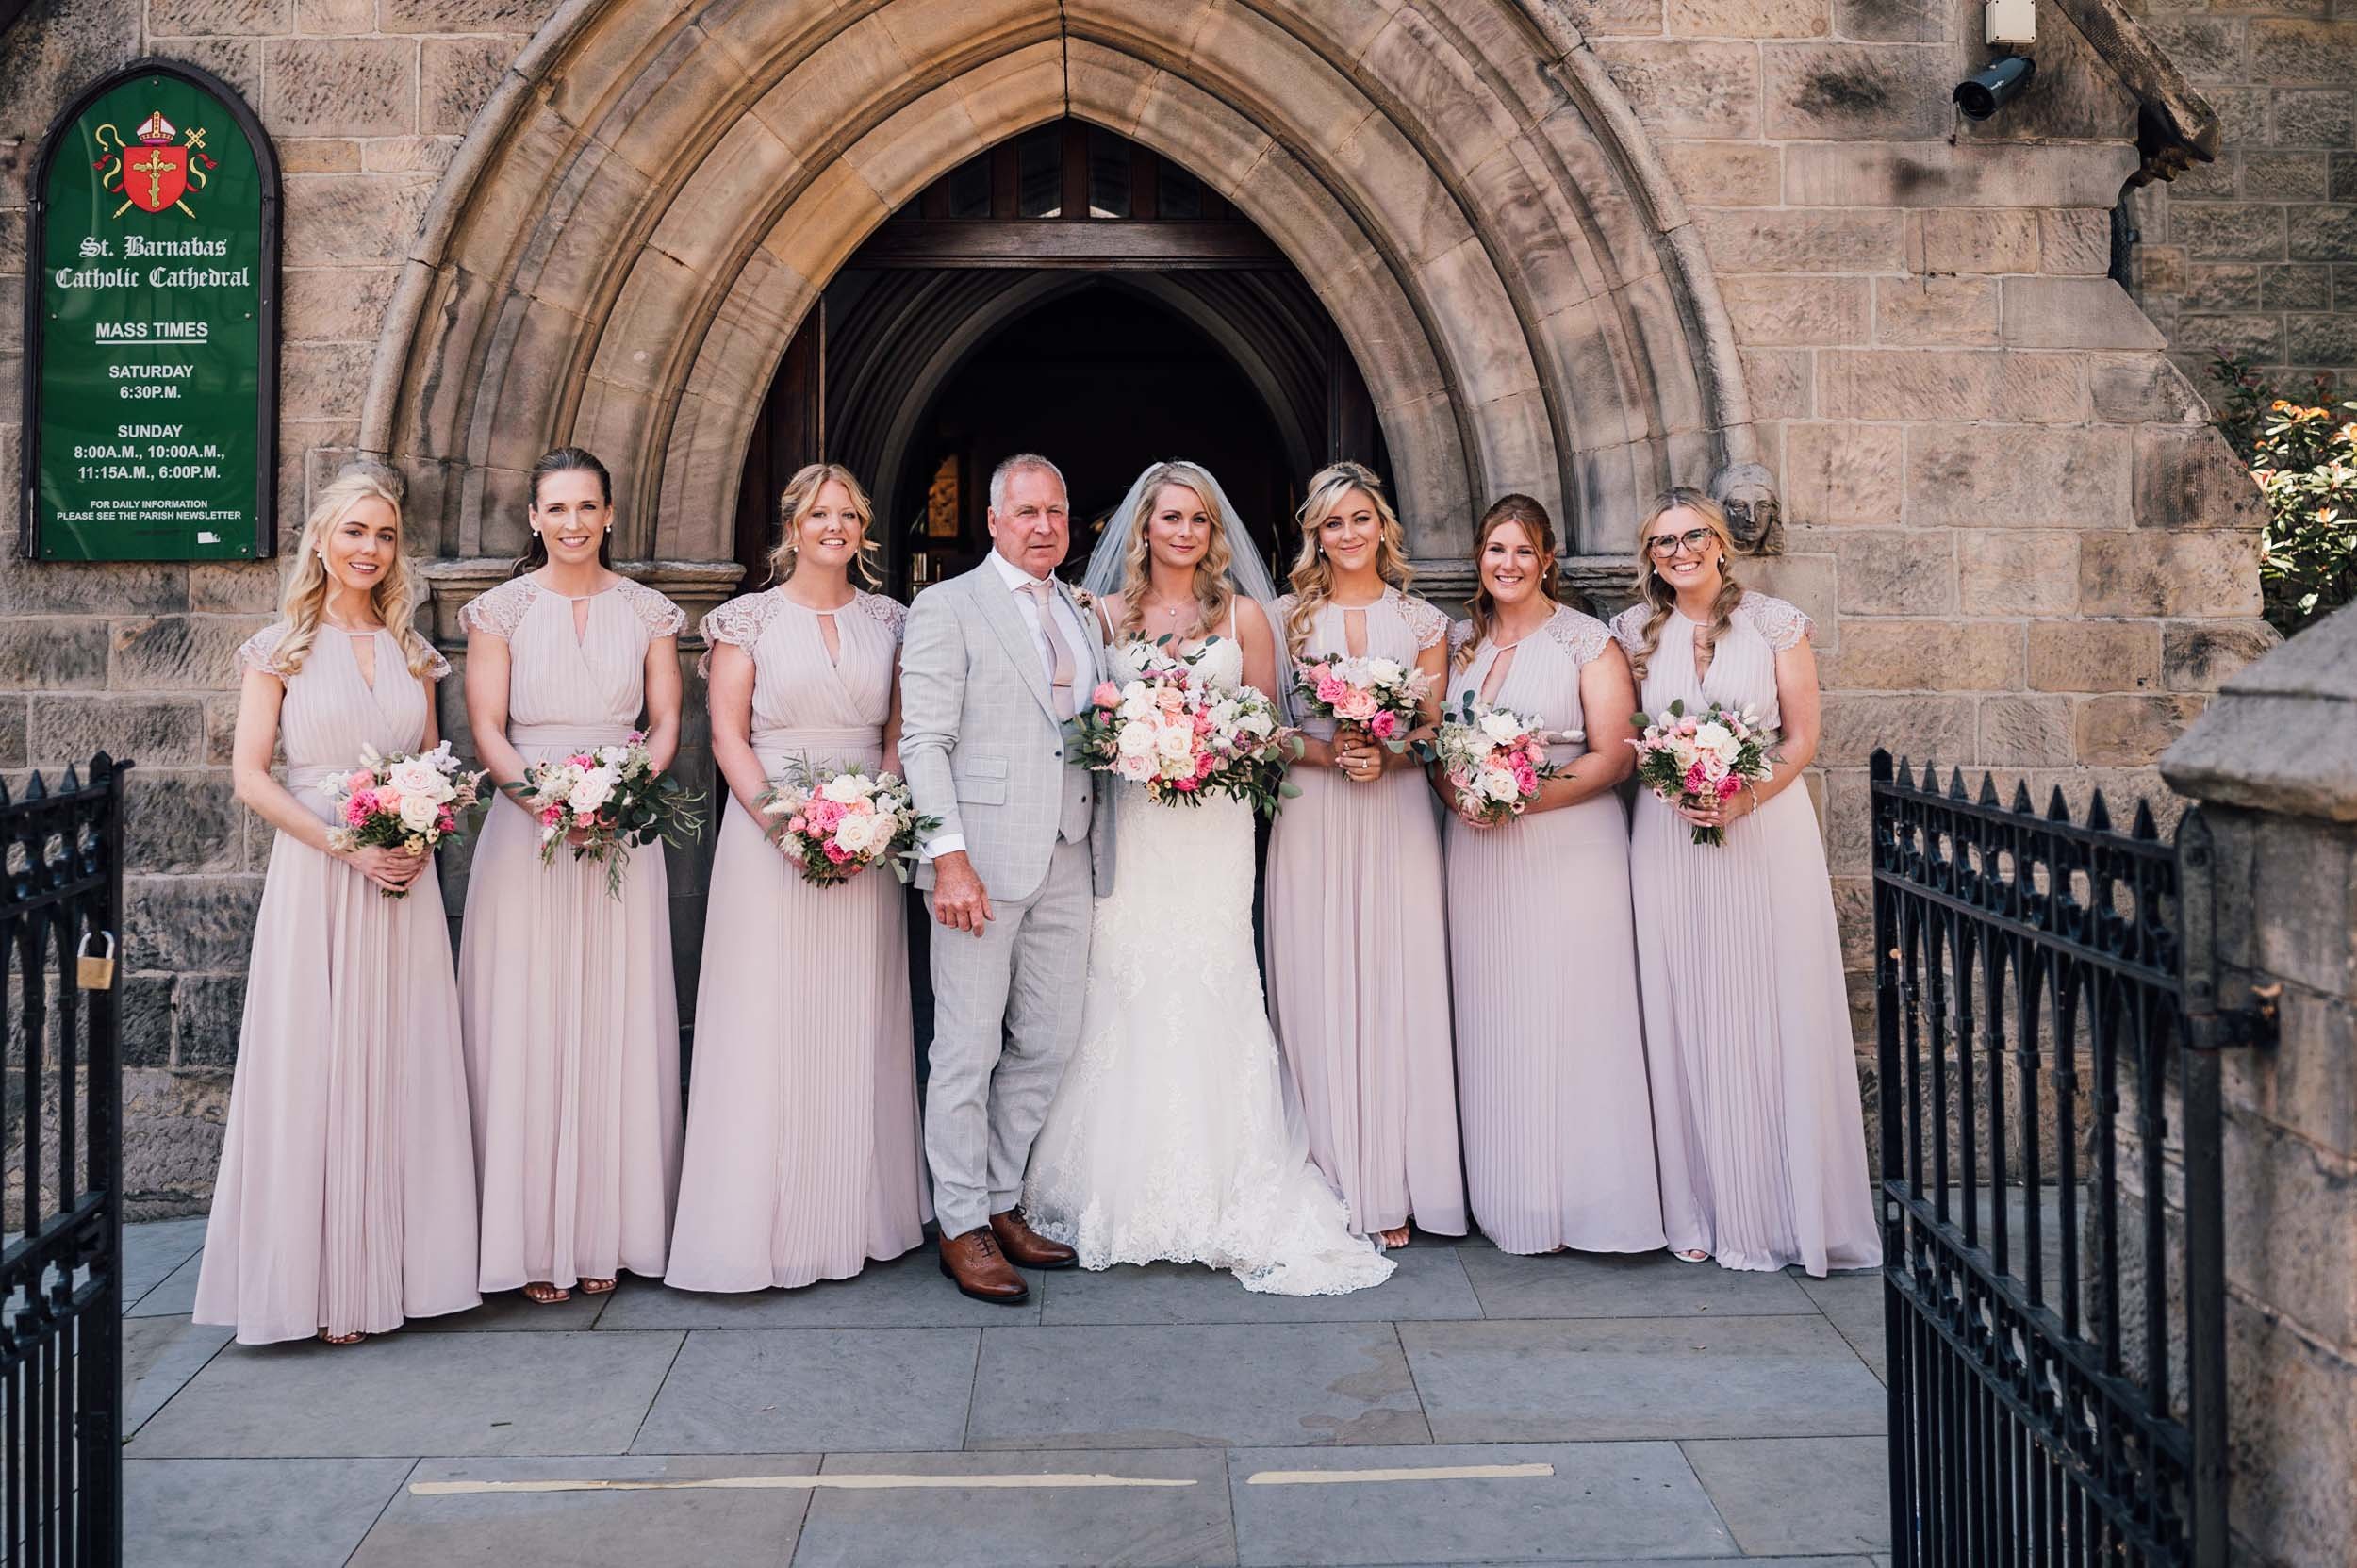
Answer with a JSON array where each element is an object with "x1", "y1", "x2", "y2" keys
[{"x1": 1019, "y1": 579, "x2": 1077, "y2": 718}]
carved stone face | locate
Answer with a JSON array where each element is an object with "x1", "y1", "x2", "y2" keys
[{"x1": 1710, "y1": 463, "x2": 1783, "y2": 555}]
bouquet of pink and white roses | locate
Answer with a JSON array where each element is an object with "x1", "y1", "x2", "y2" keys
[
  {"x1": 324, "y1": 742, "x2": 488, "y2": 898},
  {"x1": 1068, "y1": 642, "x2": 1300, "y2": 817},
  {"x1": 1294, "y1": 654, "x2": 1434, "y2": 752},
  {"x1": 759, "y1": 764, "x2": 937, "y2": 887},
  {"x1": 1627, "y1": 698, "x2": 1772, "y2": 847},
  {"x1": 1429, "y1": 695, "x2": 1567, "y2": 825},
  {"x1": 508, "y1": 730, "x2": 705, "y2": 898}
]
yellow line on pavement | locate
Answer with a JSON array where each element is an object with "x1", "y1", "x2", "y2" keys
[{"x1": 409, "y1": 1461, "x2": 1558, "y2": 1498}]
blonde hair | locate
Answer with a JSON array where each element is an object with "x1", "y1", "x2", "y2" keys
[
  {"x1": 1115, "y1": 463, "x2": 1235, "y2": 642},
  {"x1": 1624, "y1": 486, "x2": 1741, "y2": 683},
  {"x1": 1283, "y1": 461, "x2": 1413, "y2": 659},
  {"x1": 1458, "y1": 493, "x2": 1558, "y2": 670},
  {"x1": 768, "y1": 463, "x2": 882, "y2": 588},
  {"x1": 275, "y1": 470, "x2": 438, "y2": 678}
]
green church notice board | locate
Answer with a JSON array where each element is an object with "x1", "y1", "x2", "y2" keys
[{"x1": 22, "y1": 59, "x2": 279, "y2": 562}]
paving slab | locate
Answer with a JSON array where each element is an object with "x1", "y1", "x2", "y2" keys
[
  {"x1": 1679, "y1": 1436, "x2": 1890, "y2": 1557},
  {"x1": 1041, "y1": 1246, "x2": 1480, "y2": 1327},
  {"x1": 1459, "y1": 1249, "x2": 1819, "y2": 1321},
  {"x1": 127, "y1": 1329, "x2": 684, "y2": 1458},
  {"x1": 632, "y1": 1328, "x2": 980, "y2": 1454},
  {"x1": 968, "y1": 1322, "x2": 1429, "y2": 1450},
  {"x1": 404, "y1": 1283, "x2": 609, "y2": 1332},
  {"x1": 1793, "y1": 1273, "x2": 1886, "y2": 1383},
  {"x1": 1225, "y1": 1441, "x2": 1734, "y2": 1566},
  {"x1": 120, "y1": 1218, "x2": 207, "y2": 1309},
  {"x1": 598, "y1": 1247, "x2": 1045, "y2": 1329},
  {"x1": 125, "y1": 1457, "x2": 414, "y2": 1568},
  {"x1": 124, "y1": 1250, "x2": 203, "y2": 1318},
  {"x1": 1399, "y1": 1317, "x2": 1887, "y2": 1443},
  {"x1": 124, "y1": 1317, "x2": 232, "y2": 1435},
  {"x1": 351, "y1": 1454, "x2": 819, "y2": 1567},
  {"x1": 794, "y1": 1447, "x2": 1235, "y2": 1568}
]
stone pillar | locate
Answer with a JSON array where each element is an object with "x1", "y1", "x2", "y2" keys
[{"x1": 2158, "y1": 602, "x2": 2357, "y2": 1568}]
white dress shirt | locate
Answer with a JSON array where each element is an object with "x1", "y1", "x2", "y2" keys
[{"x1": 922, "y1": 550, "x2": 1092, "y2": 862}]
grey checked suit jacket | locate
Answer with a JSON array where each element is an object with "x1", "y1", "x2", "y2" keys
[{"x1": 899, "y1": 560, "x2": 1115, "y2": 905}]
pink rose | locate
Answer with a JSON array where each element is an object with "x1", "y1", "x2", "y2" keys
[
  {"x1": 823, "y1": 841, "x2": 850, "y2": 864},
  {"x1": 1367, "y1": 711, "x2": 1399, "y2": 741},
  {"x1": 1154, "y1": 686, "x2": 1187, "y2": 715},
  {"x1": 1337, "y1": 688, "x2": 1378, "y2": 722},
  {"x1": 1315, "y1": 674, "x2": 1348, "y2": 705},
  {"x1": 806, "y1": 798, "x2": 845, "y2": 832},
  {"x1": 345, "y1": 769, "x2": 375, "y2": 794},
  {"x1": 1510, "y1": 755, "x2": 1538, "y2": 793},
  {"x1": 541, "y1": 805, "x2": 564, "y2": 827},
  {"x1": 437, "y1": 810, "x2": 456, "y2": 833},
  {"x1": 1173, "y1": 774, "x2": 1199, "y2": 792},
  {"x1": 1677, "y1": 718, "x2": 1699, "y2": 736},
  {"x1": 787, "y1": 815, "x2": 808, "y2": 834},
  {"x1": 1092, "y1": 681, "x2": 1121, "y2": 709},
  {"x1": 1716, "y1": 773, "x2": 1743, "y2": 800},
  {"x1": 343, "y1": 795, "x2": 373, "y2": 826},
  {"x1": 1683, "y1": 761, "x2": 1709, "y2": 796},
  {"x1": 375, "y1": 787, "x2": 402, "y2": 814}
]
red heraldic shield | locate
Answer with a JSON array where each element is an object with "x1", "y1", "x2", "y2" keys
[{"x1": 121, "y1": 145, "x2": 189, "y2": 213}]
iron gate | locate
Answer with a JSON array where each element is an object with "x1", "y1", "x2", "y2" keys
[
  {"x1": 1, "y1": 753, "x2": 130, "y2": 1568},
  {"x1": 1871, "y1": 751, "x2": 2260, "y2": 1568}
]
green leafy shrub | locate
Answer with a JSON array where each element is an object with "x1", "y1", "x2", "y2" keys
[{"x1": 2210, "y1": 353, "x2": 2357, "y2": 637}]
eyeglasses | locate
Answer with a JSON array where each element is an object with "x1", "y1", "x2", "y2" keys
[{"x1": 1645, "y1": 527, "x2": 1713, "y2": 559}]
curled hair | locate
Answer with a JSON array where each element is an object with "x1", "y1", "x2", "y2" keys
[
  {"x1": 1458, "y1": 493, "x2": 1558, "y2": 670},
  {"x1": 1624, "y1": 486, "x2": 1741, "y2": 683},
  {"x1": 1115, "y1": 463, "x2": 1235, "y2": 643},
  {"x1": 512, "y1": 445, "x2": 616, "y2": 578},
  {"x1": 988, "y1": 452, "x2": 1067, "y2": 514},
  {"x1": 768, "y1": 463, "x2": 882, "y2": 588},
  {"x1": 1283, "y1": 461, "x2": 1413, "y2": 659},
  {"x1": 276, "y1": 469, "x2": 439, "y2": 679}
]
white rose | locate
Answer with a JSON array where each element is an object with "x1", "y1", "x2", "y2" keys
[
  {"x1": 1117, "y1": 752, "x2": 1156, "y2": 783},
  {"x1": 398, "y1": 794, "x2": 440, "y2": 833},
  {"x1": 821, "y1": 773, "x2": 866, "y2": 804},
  {"x1": 1239, "y1": 710, "x2": 1274, "y2": 738},
  {"x1": 1153, "y1": 721, "x2": 1195, "y2": 761},
  {"x1": 1477, "y1": 710, "x2": 1523, "y2": 747},
  {"x1": 1116, "y1": 682, "x2": 1157, "y2": 722},
  {"x1": 568, "y1": 767, "x2": 617, "y2": 815},
  {"x1": 1366, "y1": 656, "x2": 1405, "y2": 685},
  {"x1": 1477, "y1": 766, "x2": 1519, "y2": 801},
  {"x1": 387, "y1": 757, "x2": 444, "y2": 800},
  {"x1": 1693, "y1": 720, "x2": 1736, "y2": 760},
  {"x1": 1116, "y1": 720, "x2": 1158, "y2": 759},
  {"x1": 832, "y1": 813, "x2": 879, "y2": 854}
]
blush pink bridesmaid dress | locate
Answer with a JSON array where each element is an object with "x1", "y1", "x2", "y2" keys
[
  {"x1": 457, "y1": 574, "x2": 686, "y2": 1295},
  {"x1": 1444, "y1": 606, "x2": 1666, "y2": 1256},
  {"x1": 666, "y1": 588, "x2": 929, "y2": 1292},
  {"x1": 1609, "y1": 592, "x2": 1880, "y2": 1277},
  {"x1": 1262, "y1": 587, "x2": 1466, "y2": 1240},
  {"x1": 192, "y1": 622, "x2": 481, "y2": 1344}
]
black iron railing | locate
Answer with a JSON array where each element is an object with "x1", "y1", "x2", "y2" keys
[
  {"x1": 1, "y1": 753, "x2": 130, "y2": 1568},
  {"x1": 1871, "y1": 751, "x2": 2232, "y2": 1568}
]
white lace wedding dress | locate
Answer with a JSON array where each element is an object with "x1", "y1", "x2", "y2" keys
[{"x1": 1023, "y1": 635, "x2": 1394, "y2": 1296}]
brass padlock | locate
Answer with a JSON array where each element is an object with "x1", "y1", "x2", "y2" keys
[{"x1": 75, "y1": 931, "x2": 116, "y2": 992}]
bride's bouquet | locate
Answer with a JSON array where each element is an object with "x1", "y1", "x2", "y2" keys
[
  {"x1": 1294, "y1": 654, "x2": 1433, "y2": 752},
  {"x1": 1430, "y1": 696, "x2": 1566, "y2": 825},
  {"x1": 759, "y1": 763, "x2": 936, "y2": 887},
  {"x1": 1068, "y1": 641, "x2": 1299, "y2": 817},
  {"x1": 1627, "y1": 698, "x2": 1772, "y2": 847},
  {"x1": 324, "y1": 742, "x2": 489, "y2": 898},
  {"x1": 509, "y1": 730, "x2": 705, "y2": 897}
]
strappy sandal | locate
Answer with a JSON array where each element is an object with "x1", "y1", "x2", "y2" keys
[
  {"x1": 1673, "y1": 1248, "x2": 1710, "y2": 1263},
  {"x1": 317, "y1": 1329, "x2": 365, "y2": 1346},
  {"x1": 577, "y1": 1277, "x2": 618, "y2": 1296},
  {"x1": 522, "y1": 1281, "x2": 572, "y2": 1305}
]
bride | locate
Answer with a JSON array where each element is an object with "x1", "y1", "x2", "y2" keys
[{"x1": 1022, "y1": 461, "x2": 1393, "y2": 1296}]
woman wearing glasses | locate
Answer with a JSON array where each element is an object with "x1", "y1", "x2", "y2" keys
[{"x1": 1608, "y1": 488, "x2": 1879, "y2": 1278}]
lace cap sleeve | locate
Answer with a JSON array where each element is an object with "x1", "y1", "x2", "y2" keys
[
  {"x1": 1448, "y1": 619, "x2": 1475, "y2": 660},
  {"x1": 1393, "y1": 589, "x2": 1449, "y2": 652},
  {"x1": 1607, "y1": 603, "x2": 1649, "y2": 656},
  {"x1": 236, "y1": 621, "x2": 292, "y2": 677},
  {"x1": 1544, "y1": 606, "x2": 1615, "y2": 667},
  {"x1": 854, "y1": 590, "x2": 908, "y2": 641},
  {"x1": 620, "y1": 580, "x2": 687, "y2": 638},
  {"x1": 458, "y1": 576, "x2": 535, "y2": 639},
  {"x1": 1741, "y1": 592, "x2": 1814, "y2": 652},
  {"x1": 416, "y1": 639, "x2": 453, "y2": 681},
  {"x1": 701, "y1": 591, "x2": 783, "y2": 652}
]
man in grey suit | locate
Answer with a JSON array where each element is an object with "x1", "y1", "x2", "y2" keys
[{"x1": 898, "y1": 454, "x2": 1113, "y2": 1303}]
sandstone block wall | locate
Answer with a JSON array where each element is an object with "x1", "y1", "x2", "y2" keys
[{"x1": 2125, "y1": 0, "x2": 2357, "y2": 400}]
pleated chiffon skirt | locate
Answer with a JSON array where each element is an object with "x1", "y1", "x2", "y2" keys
[
  {"x1": 1446, "y1": 793, "x2": 1666, "y2": 1256},
  {"x1": 192, "y1": 838, "x2": 481, "y2": 1345},
  {"x1": 460, "y1": 772, "x2": 682, "y2": 1294},
  {"x1": 1263, "y1": 767, "x2": 1467, "y2": 1238},
  {"x1": 1630, "y1": 785, "x2": 1881, "y2": 1276},
  {"x1": 667, "y1": 768, "x2": 928, "y2": 1292}
]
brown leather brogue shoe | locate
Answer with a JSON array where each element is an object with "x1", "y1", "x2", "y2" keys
[
  {"x1": 990, "y1": 1208, "x2": 1079, "y2": 1270},
  {"x1": 938, "y1": 1227, "x2": 1030, "y2": 1304}
]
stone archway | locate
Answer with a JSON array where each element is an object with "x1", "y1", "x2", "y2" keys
[{"x1": 362, "y1": 0, "x2": 1752, "y2": 607}]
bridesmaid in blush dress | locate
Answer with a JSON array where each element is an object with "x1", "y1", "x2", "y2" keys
[
  {"x1": 667, "y1": 464, "x2": 929, "y2": 1292},
  {"x1": 192, "y1": 470, "x2": 480, "y2": 1345},
  {"x1": 1608, "y1": 487, "x2": 1879, "y2": 1278},
  {"x1": 458, "y1": 446, "x2": 688, "y2": 1305},
  {"x1": 1441, "y1": 495, "x2": 1664, "y2": 1257},
  {"x1": 1263, "y1": 462, "x2": 1466, "y2": 1248}
]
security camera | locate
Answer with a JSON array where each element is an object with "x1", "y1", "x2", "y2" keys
[{"x1": 1953, "y1": 55, "x2": 2036, "y2": 121}]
